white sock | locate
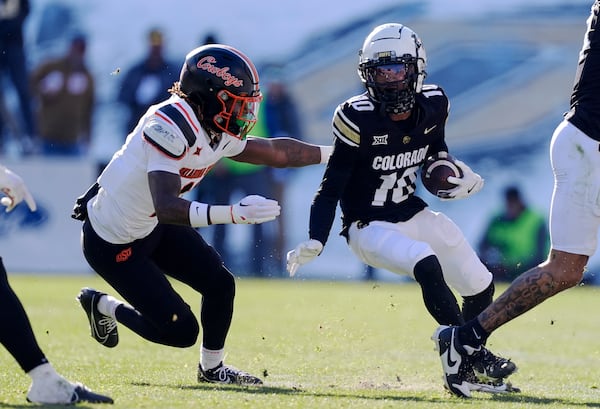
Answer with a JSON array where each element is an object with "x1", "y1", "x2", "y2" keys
[
  {"x1": 27, "y1": 363, "x2": 74, "y2": 404},
  {"x1": 28, "y1": 362, "x2": 60, "y2": 382},
  {"x1": 201, "y1": 345, "x2": 224, "y2": 370},
  {"x1": 97, "y1": 294, "x2": 122, "y2": 319}
]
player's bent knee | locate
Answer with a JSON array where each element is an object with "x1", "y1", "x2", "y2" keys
[
  {"x1": 212, "y1": 266, "x2": 236, "y2": 296},
  {"x1": 163, "y1": 310, "x2": 200, "y2": 347},
  {"x1": 560, "y1": 268, "x2": 585, "y2": 288},
  {"x1": 546, "y1": 250, "x2": 588, "y2": 288}
]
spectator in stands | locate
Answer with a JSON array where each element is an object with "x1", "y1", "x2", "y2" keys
[
  {"x1": 0, "y1": 0, "x2": 37, "y2": 155},
  {"x1": 202, "y1": 32, "x2": 218, "y2": 45},
  {"x1": 30, "y1": 34, "x2": 94, "y2": 156},
  {"x1": 262, "y1": 70, "x2": 304, "y2": 273},
  {"x1": 478, "y1": 185, "x2": 549, "y2": 281},
  {"x1": 192, "y1": 33, "x2": 276, "y2": 276},
  {"x1": 210, "y1": 121, "x2": 274, "y2": 277},
  {"x1": 117, "y1": 28, "x2": 178, "y2": 134}
]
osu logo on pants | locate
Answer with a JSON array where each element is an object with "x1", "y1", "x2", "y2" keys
[{"x1": 116, "y1": 247, "x2": 132, "y2": 263}]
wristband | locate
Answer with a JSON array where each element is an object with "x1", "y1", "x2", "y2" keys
[
  {"x1": 319, "y1": 145, "x2": 333, "y2": 164},
  {"x1": 209, "y1": 205, "x2": 235, "y2": 224},
  {"x1": 188, "y1": 201, "x2": 209, "y2": 227}
]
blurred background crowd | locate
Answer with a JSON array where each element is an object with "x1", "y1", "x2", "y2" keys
[{"x1": 0, "y1": 0, "x2": 595, "y2": 283}]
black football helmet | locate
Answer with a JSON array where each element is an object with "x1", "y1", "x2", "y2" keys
[
  {"x1": 179, "y1": 44, "x2": 262, "y2": 139},
  {"x1": 358, "y1": 23, "x2": 427, "y2": 115}
]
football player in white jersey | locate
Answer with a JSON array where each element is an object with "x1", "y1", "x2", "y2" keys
[
  {"x1": 72, "y1": 44, "x2": 332, "y2": 386},
  {"x1": 286, "y1": 23, "x2": 517, "y2": 396},
  {"x1": 433, "y1": 0, "x2": 600, "y2": 398},
  {"x1": 0, "y1": 165, "x2": 113, "y2": 404}
]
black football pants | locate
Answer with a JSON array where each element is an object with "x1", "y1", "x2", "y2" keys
[
  {"x1": 82, "y1": 220, "x2": 235, "y2": 350},
  {"x1": 0, "y1": 257, "x2": 48, "y2": 372}
]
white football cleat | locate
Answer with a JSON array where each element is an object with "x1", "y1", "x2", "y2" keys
[{"x1": 27, "y1": 371, "x2": 113, "y2": 404}]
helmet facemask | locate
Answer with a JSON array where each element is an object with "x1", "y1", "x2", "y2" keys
[
  {"x1": 358, "y1": 23, "x2": 427, "y2": 115},
  {"x1": 361, "y1": 60, "x2": 418, "y2": 115},
  {"x1": 213, "y1": 90, "x2": 262, "y2": 139}
]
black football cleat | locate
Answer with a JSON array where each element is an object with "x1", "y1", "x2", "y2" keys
[
  {"x1": 71, "y1": 383, "x2": 114, "y2": 404},
  {"x1": 432, "y1": 325, "x2": 475, "y2": 397},
  {"x1": 77, "y1": 287, "x2": 119, "y2": 348},
  {"x1": 472, "y1": 346, "x2": 518, "y2": 382},
  {"x1": 198, "y1": 362, "x2": 263, "y2": 385}
]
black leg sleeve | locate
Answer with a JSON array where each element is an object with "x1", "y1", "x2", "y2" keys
[
  {"x1": 461, "y1": 281, "x2": 495, "y2": 322},
  {"x1": 413, "y1": 255, "x2": 464, "y2": 326},
  {"x1": 199, "y1": 265, "x2": 235, "y2": 350}
]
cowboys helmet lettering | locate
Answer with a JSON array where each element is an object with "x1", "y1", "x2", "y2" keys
[{"x1": 179, "y1": 44, "x2": 262, "y2": 139}]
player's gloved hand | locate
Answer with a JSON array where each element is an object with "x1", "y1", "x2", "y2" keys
[
  {"x1": 286, "y1": 239, "x2": 324, "y2": 277},
  {"x1": 0, "y1": 165, "x2": 37, "y2": 212},
  {"x1": 438, "y1": 159, "x2": 484, "y2": 200},
  {"x1": 230, "y1": 195, "x2": 280, "y2": 224}
]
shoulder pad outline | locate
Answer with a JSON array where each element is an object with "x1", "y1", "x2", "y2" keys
[{"x1": 143, "y1": 120, "x2": 187, "y2": 159}]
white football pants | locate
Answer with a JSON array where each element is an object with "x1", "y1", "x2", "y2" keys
[
  {"x1": 347, "y1": 208, "x2": 492, "y2": 296},
  {"x1": 549, "y1": 120, "x2": 600, "y2": 256}
]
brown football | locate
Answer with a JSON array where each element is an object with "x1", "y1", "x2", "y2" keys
[{"x1": 420, "y1": 152, "x2": 463, "y2": 196}]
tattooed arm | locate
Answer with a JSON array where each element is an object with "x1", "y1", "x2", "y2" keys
[{"x1": 478, "y1": 249, "x2": 588, "y2": 332}]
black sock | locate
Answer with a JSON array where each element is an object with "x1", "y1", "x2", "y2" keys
[
  {"x1": 462, "y1": 282, "x2": 494, "y2": 322},
  {"x1": 413, "y1": 255, "x2": 464, "y2": 326},
  {"x1": 458, "y1": 318, "x2": 489, "y2": 348}
]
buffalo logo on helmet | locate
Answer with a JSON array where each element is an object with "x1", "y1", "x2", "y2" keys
[{"x1": 196, "y1": 56, "x2": 244, "y2": 87}]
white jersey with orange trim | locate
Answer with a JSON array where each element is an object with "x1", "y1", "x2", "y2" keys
[{"x1": 88, "y1": 94, "x2": 247, "y2": 244}]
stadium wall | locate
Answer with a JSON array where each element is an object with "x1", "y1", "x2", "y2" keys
[{"x1": 0, "y1": 158, "x2": 96, "y2": 274}]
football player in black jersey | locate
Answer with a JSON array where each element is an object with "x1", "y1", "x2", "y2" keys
[
  {"x1": 286, "y1": 23, "x2": 516, "y2": 396},
  {"x1": 433, "y1": 0, "x2": 600, "y2": 398}
]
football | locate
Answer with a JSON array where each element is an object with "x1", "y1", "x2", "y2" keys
[{"x1": 420, "y1": 152, "x2": 463, "y2": 196}]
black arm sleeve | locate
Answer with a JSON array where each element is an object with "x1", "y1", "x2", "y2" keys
[{"x1": 308, "y1": 139, "x2": 357, "y2": 245}]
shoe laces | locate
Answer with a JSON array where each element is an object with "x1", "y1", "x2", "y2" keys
[
  {"x1": 98, "y1": 316, "x2": 117, "y2": 333},
  {"x1": 479, "y1": 348, "x2": 509, "y2": 367},
  {"x1": 211, "y1": 365, "x2": 236, "y2": 383}
]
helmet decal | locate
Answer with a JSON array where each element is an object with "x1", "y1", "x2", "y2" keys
[
  {"x1": 196, "y1": 56, "x2": 244, "y2": 87},
  {"x1": 179, "y1": 44, "x2": 262, "y2": 139},
  {"x1": 220, "y1": 45, "x2": 260, "y2": 91}
]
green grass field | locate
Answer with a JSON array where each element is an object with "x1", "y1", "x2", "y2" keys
[{"x1": 1, "y1": 275, "x2": 600, "y2": 408}]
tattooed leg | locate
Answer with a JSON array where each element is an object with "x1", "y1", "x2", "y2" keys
[{"x1": 478, "y1": 249, "x2": 588, "y2": 333}]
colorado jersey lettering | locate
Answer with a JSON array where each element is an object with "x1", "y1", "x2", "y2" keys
[{"x1": 310, "y1": 85, "x2": 450, "y2": 244}]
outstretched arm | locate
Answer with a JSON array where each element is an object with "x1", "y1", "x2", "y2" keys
[
  {"x1": 0, "y1": 165, "x2": 36, "y2": 212},
  {"x1": 231, "y1": 136, "x2": 331, "y2": 168},
  {"x1": 148, "y1": 170, "x2": 280, "y2": 227}
]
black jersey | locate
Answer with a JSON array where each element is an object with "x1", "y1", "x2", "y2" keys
[
  {"x1": 309, "y1": 85, "x2": 449, "y2": 245},
  {"x1": 565, "y1": 0, "x2": 600, "y2": 141}
]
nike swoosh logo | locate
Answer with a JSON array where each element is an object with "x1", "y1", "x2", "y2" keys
[
  {"x1": 424, "y1": 125, "x2": 437, "y2": 134},
  {"x1": 467, "y1": 185, "x2": 475, "y2": 194},
  {"x1": 447, "y1": 341, "x2": 458, "y2": 367},
  {"x1": 91, "y1": 310, "x2": 110, "y2": 343},
  {"x1": 445, "y1": 330, "x2": 461, "y2": 374},
  {"x1": 472, "y1": 328, "x2": 482, "y2": 340}
]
